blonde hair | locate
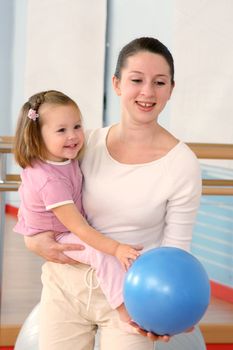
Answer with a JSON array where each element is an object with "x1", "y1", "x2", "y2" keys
[{"x1": 14, "y1": 90, "x2": 84, "y2": 168}]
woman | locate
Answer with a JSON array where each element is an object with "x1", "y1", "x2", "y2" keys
[{"x1": 24, "y1": 37, "x2": 202, "y2": 350}]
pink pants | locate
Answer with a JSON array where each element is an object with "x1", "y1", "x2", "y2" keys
[{"x1": 57, "y1": 232, "x2": 125, "y2": 309}]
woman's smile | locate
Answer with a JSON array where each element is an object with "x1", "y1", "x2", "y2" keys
[{"x1": 135, "y1": 101, "x2": 156, "y2": 112}]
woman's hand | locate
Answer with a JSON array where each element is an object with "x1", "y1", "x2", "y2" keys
[
  {"x1": 129, "y1": 321, "x2": 170, "y2": 342},
  {"x1": 115, "y1": 244, "x2": 142, "y2": 270},
  {"x1": 24, "y1": 231, "x2": 85, "y2": 264},
  {"x1": 129, "y1": 321, "x2": 194, "y2": 342}
]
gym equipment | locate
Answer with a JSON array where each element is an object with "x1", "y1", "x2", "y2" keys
[{"x1": 123, "y1": 247, "x2": 210, "y2": 335}]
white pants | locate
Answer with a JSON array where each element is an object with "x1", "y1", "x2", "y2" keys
[{"x1": 39, "y1": 262, "x2": 154, "y2": 350}]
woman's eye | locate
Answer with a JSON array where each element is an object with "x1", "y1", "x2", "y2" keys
[
  {"x1": 131, "y1": 79, "x2": 142, "y2": 83},
  {"x1": 156, "y1": 81, "x2": 166, "y2": 86}
]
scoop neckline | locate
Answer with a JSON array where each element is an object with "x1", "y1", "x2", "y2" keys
[{"x1": 103, "y1": 125, "x2": 182, "y2": 167}]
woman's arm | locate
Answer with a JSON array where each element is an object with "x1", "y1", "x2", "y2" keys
[
  {"x1": 24, "y1": 231, "x2": 85, "y2": 264},
  {"x1": 162, "y1": 148, "x2": 202, "y2": 251},
  {"x1": 53, "y1": 203, "x2": 140, "y2": 269}
]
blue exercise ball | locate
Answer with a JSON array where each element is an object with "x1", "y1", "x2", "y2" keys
[{"x1": 123, "y1": 247, "x2": 210, "y2": 336}]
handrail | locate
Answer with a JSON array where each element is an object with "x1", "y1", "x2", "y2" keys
[
  {"x1": 1, "y1": 137, "x2": 233, "y2": 159},
  {"x1": 5, "y1": 174, "x2": 21, "y2": 182},
  {"x1": 202, "y1": 179, "x2": 233, "y2": 195},
  {"x1": 0, "y1": 136, "x2": 14, "y2": 153},
  {"x1": 187, "y1": 143, "x2": 233, "y2": 160},
  {"x1": 187, "y1": 142, "x2": 233, "y2": 195},
  {"x1": 0, "y1": 137, "x2": 233, "y2": 195},
  {"x1": 202, "y1": 179, "x2": 233, "y2": 186},
  {"x1": 0, "y1": 136, "x2": 14, "y2": 143},
  {"x1": 0, "y1": 182, "x2": 20, "y2": 191}
]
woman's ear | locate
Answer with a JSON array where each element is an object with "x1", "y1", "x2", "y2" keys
[{"x1": 112, "y1": 75, "x2": 121, "y2": 96}]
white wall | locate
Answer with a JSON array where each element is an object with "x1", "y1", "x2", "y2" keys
[
  {"x1": 2, "y1": 0, "x2": 107, "y2": 206},
  {"x1": 11, "y1": 0, "x2": 27, "y2": 134},
  {"x1": 171, "y1": 0, "x2": 233, "y2": 145},
  {"x1": 105, "y1": 1, "x2": 233, "y2": 151},
  {"x1": 0, "y1": 0, "x2": 14, "y2": 135},
  {"x1": 24, "y1": 0, "x2": 107, "y2": 130},
  {"x1": 104, "y1": 0, "x2": 173, "y2": 128}
]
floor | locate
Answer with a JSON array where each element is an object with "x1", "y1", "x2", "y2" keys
[
  {"x1": 201, "y1": 296, "x2": 233, "y2": 325},
  {"x1": 1, "y1": 214, "x2": 43, "y2": 325}
]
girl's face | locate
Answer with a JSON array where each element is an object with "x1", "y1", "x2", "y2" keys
[
  {"x1": 113, "y1": 51, "x2": 174, "y2": 126},
  {"x1": 40, "y1": 103, "x2": 84, "y2": 162}
]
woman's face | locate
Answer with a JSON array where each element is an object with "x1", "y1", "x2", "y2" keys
[{"x1": 113, "y1": 51, "x2": 174, "y2": 125}]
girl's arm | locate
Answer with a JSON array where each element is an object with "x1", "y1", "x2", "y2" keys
[{"x1": 53, "y1": 203, "x2": 140, "y2": 269}]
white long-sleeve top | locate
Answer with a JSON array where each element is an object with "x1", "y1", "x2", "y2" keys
[{"x1": 81, "y1": 126, "x2": 202, "y2": 252}]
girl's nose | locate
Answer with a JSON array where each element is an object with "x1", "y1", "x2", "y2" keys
[{"x1": 68, "y1": 130, "x2": 76, "y2": 139}]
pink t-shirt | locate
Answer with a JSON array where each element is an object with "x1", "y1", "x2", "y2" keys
[
  {"x1": 14, "y1": 158, "x2": 125, "y2": 309},
  {"x1": 14, "y1": 159, "x2": 83, "y2": 235}
]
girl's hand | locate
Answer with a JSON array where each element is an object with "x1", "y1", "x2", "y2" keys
[
  {"x1": 115, "y1": 244, "x2": 142, "y2": 270},
  {"x1": 129, "y1": 321, "x2": 170, "y2": 342},
  {"x1": 24, "y1": 231, "x2": 85, "y2": 264}
]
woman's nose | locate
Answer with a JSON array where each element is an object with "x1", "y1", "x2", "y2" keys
[{"x1": 140, "y1": 83, "x2": 154, "y2": 97}]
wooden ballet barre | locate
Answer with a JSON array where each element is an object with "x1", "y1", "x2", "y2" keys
[
  {"x1": 0, "y1": 136, "x2": 14, "y2": 143},
  {"x1": 0, "y1": 181, "x2": 20, "y2": 192},
  {"x1": 0, "y1": 136, "x2": 14, "y2": 153},
  {"x1": 202, "y1": 187, "x2": 233, "y2": 196},
  {"x1": 186, "y1": 142, "x2": 233, "y2": 195},
  {"x1": 5, "y1": 174, "x2": 21, "y2": 182},
  {"x1": 0, "y1": 137, "x2": 233, "y2": 195},
  {"x1": 1, "y1": 180, "x2": 232, "y2": 195},
  {"x1": 1, "y1": 137, "x2": 233, "y2": 159},
  {"x1": 187, "y1": 143, "x2": 233, "y2": 160},
  {"x1": 202, "y1": 179, "x2": 233, "y2": 196},
  {"x1": 0, "y1": 136, "x2": 20, "y2": 191},
  {"x1": 202, "y1": 179, "x2": 233, "y2": 186}
]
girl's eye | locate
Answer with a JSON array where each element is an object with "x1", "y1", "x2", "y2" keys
[
  {"x1": 57, "y1": 128, "x2": 65, "y2": 133},
  {"x1": 74, "y1": 124, "x2": 82, "y2": 129}
]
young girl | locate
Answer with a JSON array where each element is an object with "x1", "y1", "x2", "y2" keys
[{"x1": 14, "y1": 90, "x2": 140, "y2": 321}]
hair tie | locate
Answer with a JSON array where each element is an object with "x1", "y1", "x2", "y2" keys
[{"x1": 28, "y1": 108, "x2": 39, "y2": 121}]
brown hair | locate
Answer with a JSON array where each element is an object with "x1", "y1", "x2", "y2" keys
[
  {"x1": 114, "y1": 37, "x2": 175, "y2": 85},
  {"x1": 14, "y1": 90, "x2": 83, "y2": 168}
]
